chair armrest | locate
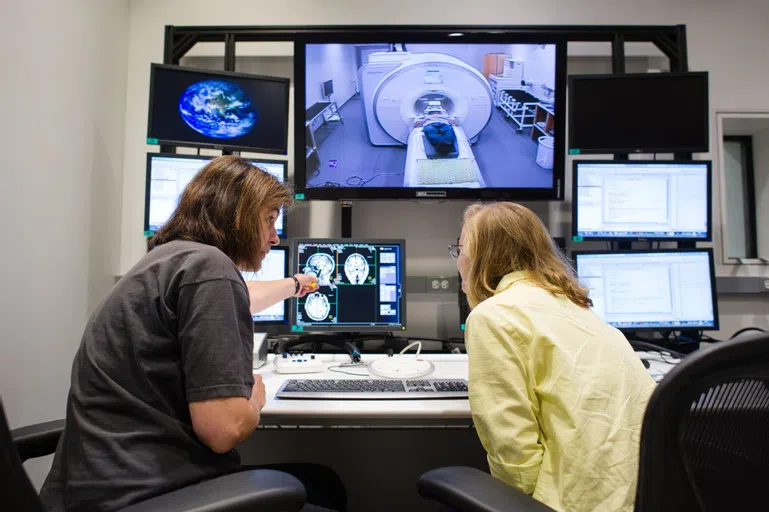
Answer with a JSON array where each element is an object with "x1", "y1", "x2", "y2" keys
[
  {"x1": 418, "y1": 466, "x2": 556, "y2": 512},
  {"x1": 120, "y1": 469, "x2": 306, "y2": 512},
  {"x1": 10, "y1": 419, "x2": 65, "y2": 462}
]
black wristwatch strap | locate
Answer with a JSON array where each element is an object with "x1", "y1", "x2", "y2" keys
[{"x1": 290, "y1": 276, "x2": 300, "y2": 296}]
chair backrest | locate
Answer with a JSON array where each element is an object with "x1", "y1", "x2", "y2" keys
[
  {"x1": 635, "y1": 332, "x2": 769, "y2": 511},
  {"x1": 0, "y1": 399, "x2": 45, "y2": 512}
]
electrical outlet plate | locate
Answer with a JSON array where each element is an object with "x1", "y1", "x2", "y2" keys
[{"x1": 423, "y1": 276, "x2": 458, "y2": 293}]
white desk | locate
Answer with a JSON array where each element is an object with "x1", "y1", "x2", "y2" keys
[
  {"x1": 256, "y1": 353, "x2": 472, "y2": 427},
  {"x1": 254, "y1": 352, "x2": 678, "y2": 427}
]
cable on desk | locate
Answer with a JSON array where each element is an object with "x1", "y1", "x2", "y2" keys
[
  {"x1": 328, "y1": 362, "x2": 369, "y2": 377},
  {"x1": 399, "y1": 336, "x2": 464, "y2": 343},
  {"x1": 642, "y1": 353, "x2": 683, "y2": 365},
  {"x1": 628, "y1": 339, "x2": 685, "y2": 360},
  {"x1": 729, "y1": 327, "x2": 767, "y2": 339}
]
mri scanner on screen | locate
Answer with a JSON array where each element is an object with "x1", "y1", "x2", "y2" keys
[
  {"x1": 303, "y1": 43, "x2": 557, "y2": 191},
  {"x1": 359, "y1": 52, "x2": 492, "y2": 188}
]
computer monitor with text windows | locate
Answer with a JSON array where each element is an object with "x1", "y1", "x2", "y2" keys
[
  {"x1": 240, "y1": 246, "x2": 290, "y2": 326},
  {"x1": 144, "y1": 153, "x2": 287, "y2": 237},
  {"x1": 572, "y1": 160, "x2": 711, "y2": 241},
  {"x1": 574, "y1": 249, "x2": 718, "y2": 331},
  {"x1": 292, "y1": 239, "x2": 406, "y2": 332}
]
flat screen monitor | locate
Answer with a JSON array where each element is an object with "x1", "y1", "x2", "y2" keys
[
  {"x1": 573, "y1": 249, "x2": 718, "y2": 331},
  {"x1": 292, "y1": 238, "x2": 406, "y2": 332},
  {"x1": 321, "y1": 79, "x2": 334, "y2": 98},
  {"x1": 240, "y1": 246, "x2": 290, "y2": 326},
  {"x1": 144, "y1": 153, "x2": 287, "y2": 237},
  {"x1": 572, "y1": 160, "x2": 712, "y2": 241},
  {"x1": 147, "y1": 64, "x2": 290, "y2": 154},
  {"x1": 568, "y1": 72, "x2": 709, "y2": 154},
  {"x1": 295, "y1": 32, "x2": 567, "y2": 200}
]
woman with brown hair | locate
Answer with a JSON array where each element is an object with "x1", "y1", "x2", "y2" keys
[
  {"x1": 451, "y1": 202, "x2": 655, "y2": 512},
  {"x1": 40, "y1": 156, "x2": 345, "y2": 511}
]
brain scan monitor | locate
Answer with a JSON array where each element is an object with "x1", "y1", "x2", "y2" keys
[{"x1": 294, "y1": 239, "x2": 405, "y2": 331}]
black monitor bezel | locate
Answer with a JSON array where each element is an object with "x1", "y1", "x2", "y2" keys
[
  {"x1": 571, "y1": 159, "x2": 713, "y2": 242},
  {"x1": 293, "y1": 29, "x2": 568, "y2": 201},
  {"x1": 291, "y1": 237, "x2": 408, "y2": 333},
  {"x1": 143, "y1": 152, "x2": 289, "y2": 238},
  {"x1": 572, "y1": 247, "x2": 720, "y2": 332},
  {"x1": 321, "y1": 79, "x2": 334, "y2": 97},
  {"x1": 567, "y1": 71, "x2": 710, "y2": 155},
  {"x1": 147, "y1": 63, "x2": 291, "y2": 155},
  {"x1": 249, "y1": 245, "x2": 291, "y2": 328}
]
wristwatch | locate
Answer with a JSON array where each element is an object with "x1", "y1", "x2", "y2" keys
[{"x1": 290, "y1": 276, "x2": 300, "y2": 296}]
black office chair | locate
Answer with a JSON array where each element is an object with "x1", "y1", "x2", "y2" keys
[
  {"x1": 418, "y1": 332, "x2": 769, "y2": 511},
  {"x1": 1, "y1": 399, "x2": 307, "y2": 512}
]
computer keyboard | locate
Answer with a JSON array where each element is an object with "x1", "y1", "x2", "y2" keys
[{"x1": 275, "y1": 379, "x2": 469, "y2": 400}]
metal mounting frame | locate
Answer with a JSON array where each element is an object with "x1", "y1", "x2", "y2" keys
[{"x1": 161, "y1": 24, "x2": 691, "y2": 238}]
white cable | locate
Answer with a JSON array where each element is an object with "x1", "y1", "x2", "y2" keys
[
  {"x1": 368, "y1": 340, "x2": 434, "y2": 379},
  {"x1": 398, "y1": 341, "x2": 422, "y2": 357}
]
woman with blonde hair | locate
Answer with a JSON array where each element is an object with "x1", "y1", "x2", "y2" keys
[{"x1": 451, "y1": 202, "x2": 655, "y2": 512}]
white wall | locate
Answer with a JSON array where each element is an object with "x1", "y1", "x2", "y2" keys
[
  {"x1": 0, "y1": 0, "x2": 129, "y2": 486},
  {"x1": 119, "y1": 0, "x2": 769, "y2": 338},
  {"x1": 305, "y1": 44, "x2": 357, "y2": 107},
  {"x1": 521, "y1": 44, "x2": 557, "y2": 91}
]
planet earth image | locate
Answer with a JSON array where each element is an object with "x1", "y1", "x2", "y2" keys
[{"x1": 178, "y1": 80, "x2": 257, "y2": 139}]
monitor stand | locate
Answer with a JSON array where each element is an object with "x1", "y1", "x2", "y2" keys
[
  {"x1": 671, "y1": 329, "x2": 701, "y2": 354},
  {"x1": 675, "y1": 239, "x2": 700, "y2": 352}
]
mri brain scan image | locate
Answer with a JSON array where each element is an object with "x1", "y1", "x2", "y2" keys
[
  {"x1": 304, "y1": 292, "x2": 331, "y2": 322},
  {"x1": 303, "y1": 252, "x2": 336, "y2": 289},
  {"x1": 344, "y1": 253, "x2": 370, "y2": 284}
]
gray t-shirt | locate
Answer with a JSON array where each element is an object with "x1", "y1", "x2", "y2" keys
[{"x1": 39, "y1": 240, "x2": 255, "y2": 511}]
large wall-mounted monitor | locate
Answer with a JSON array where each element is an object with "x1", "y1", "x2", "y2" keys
[
  {"x1": 295, "y1": 31, "x2": 567, "y2": 200},
  {"x1": 144, "y1": 153, "x2": 288, "y2": 238},
  {"x1": 568, "y1": 72, "x2": 709, "y2": 154},
  {"x1": 292, "y1": 238, "x2": 406, "y2": 332},
  {"x1": 572, "y1": 160, "x2": 712, "y2": 241},
  {"x1": 240, "y1": 246, "x2": 290, "y2": 327},
  {"x1": 147, "y1": 64, "x2": 290, "y2": 154},
  {"x1": 573, "y1": 249, "x2": 718, "y2": 331}
]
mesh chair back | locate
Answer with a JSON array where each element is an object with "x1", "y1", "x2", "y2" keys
[
  {"x1": 635, "y1": 332, "x2": 769, "y2": 511},
  {"x1": 0, "y1": 399, "x2": 45, "y2": 512}
]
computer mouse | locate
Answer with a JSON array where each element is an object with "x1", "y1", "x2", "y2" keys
[{"x1": 641, "y1": 359, "x2": 651, "y2": 369}]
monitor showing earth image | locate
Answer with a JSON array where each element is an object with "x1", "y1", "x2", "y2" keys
[{"x1": 178, "y1": 80, "x2": 257, "y2": 139}]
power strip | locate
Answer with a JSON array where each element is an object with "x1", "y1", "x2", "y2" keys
[{"x1": 273, "y1": 353, "x2": 324, "y2": 374}]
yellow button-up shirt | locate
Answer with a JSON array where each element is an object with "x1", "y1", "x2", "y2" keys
[{"x1": 466, "y1": 271, "x2": 656, "y2": 512}]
